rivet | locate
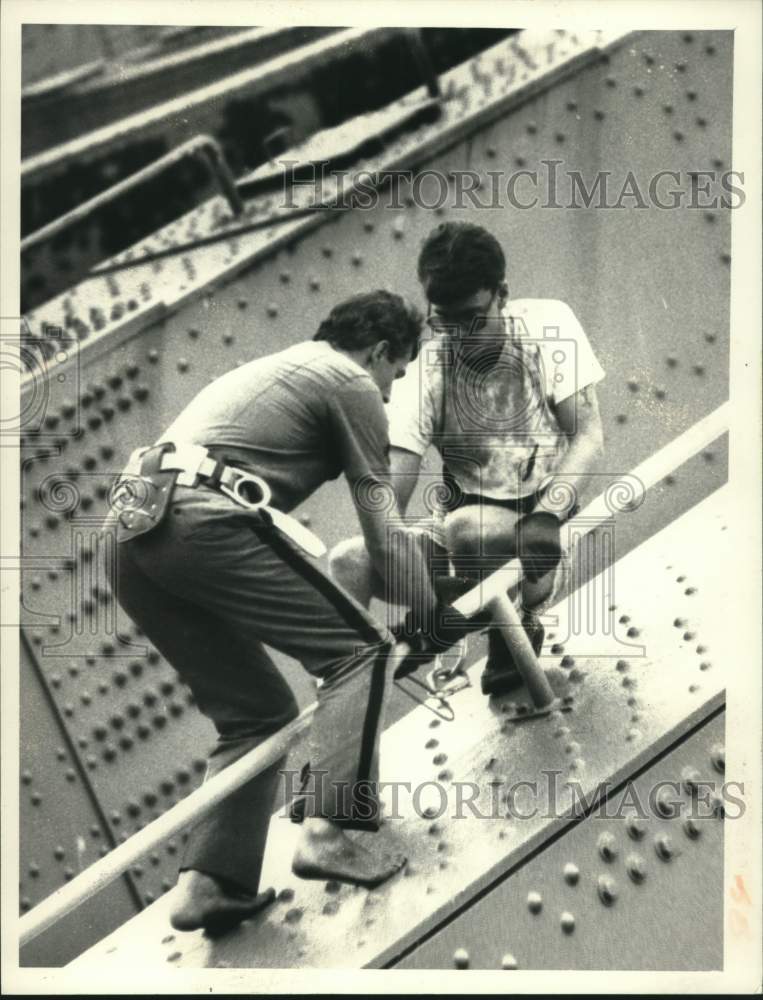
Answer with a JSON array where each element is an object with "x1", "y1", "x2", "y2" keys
[
  {"x1": 616, "y1": 659, "x2": 629, "y2": 673},
  {"x1": 563, "y1": 862, "x2": 579, "y2": 885},
  {"x1": 710, "y1": 743, "x2": 725, "y2": 773},
  {"x1": 597, "y1": 831, "x2": 618, "y2": 861},
  {"x1": 351, "y1": 253, "x2": 363, "y2": 267},
  {"x1": 655, "y1": 785, "x2": 681, "y2": 817},
  {"x1": 560, "y1": 911, "x2": 576, "y2": 934},
  {"x1": 597, "y1": 874, "x2": 617, "y2": 905},
  {"x1": 680, "y1": 766, "x2": 701, "y2": 794},
  {"x1": 501, "y1": 953, "x2": 518, "y2": 969},
  {"x1": 453, "y1": 947, "x2": 469, "y2": 969},
  {"x1": 433, "y1": 753, "x2": 447, "y2": 765},
  {"x1": 709, "y1": 792, "x2": 725, "y2": 818},
  {"x1": 54, "y1": 845, "x2": 65, "y2": 860},
  {"x1": 683, "y1": 816, "x2": 701, "y2": 840},
  {"x1": 615, "y1": 413, "x2": 627, "y2": 424},
  {"x1": 266, "y1": 304, "x2": 278, "y2": 318},
  {"x1": 527, "y1": 890, "x2": 542, "y2": 913},
  {"x1": 654, "y1": 832, "x2": 677, "y2": 860},
  {"x1": 626, "y1": 816, "x2": 646, "y2": 840}
]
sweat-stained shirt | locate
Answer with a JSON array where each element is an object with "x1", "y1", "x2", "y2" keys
[
  {"x1": 156, "y1": 340, "x2": 390, "y2": 512},
  {"x1": 386, "y1": 299, "x2": 605, "y2": 501}
]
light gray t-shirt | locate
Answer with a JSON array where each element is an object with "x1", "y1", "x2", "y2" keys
[
  {"x1": 160, "y1": 340, "x2": 389, "y2": 512},
  {"x1": 386, "y1": 299, "x2": 605, "y2": 499}
]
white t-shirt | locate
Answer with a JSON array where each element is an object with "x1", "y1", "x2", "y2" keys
[{"x1": 386, "y1": 299, "x2": 605, "y2": 500}]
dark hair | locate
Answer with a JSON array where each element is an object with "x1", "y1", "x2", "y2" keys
[
  {"x1": 417, "y1": 222, "x2": 506, "y2": 305},
  {"x1": 314, "y1": 290, "x2": 422, "y2": 360}
]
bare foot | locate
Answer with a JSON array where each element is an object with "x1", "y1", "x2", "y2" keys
[
  {"x1": 292, "y1": 818, "x2": 406, "y2": 887},
  {"x1": 170, "y1": 870, "x2": 275, "y2": 935}
]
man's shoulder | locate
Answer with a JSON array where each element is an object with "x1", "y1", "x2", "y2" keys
[
  {"x1": 277, "y1": 341, "x2": 377, "y2": 391},
  {"x1": 508, "y1": 298, "x2": 581, "y2": 328}
]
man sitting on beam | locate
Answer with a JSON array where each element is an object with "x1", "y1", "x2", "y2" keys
[{"x1": 330, "y1": 222, "x2": 606, "y2": 695}]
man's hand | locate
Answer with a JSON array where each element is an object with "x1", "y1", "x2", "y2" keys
[{"x1": 392, "y1": 601, "x2": 480, "y2": 678}]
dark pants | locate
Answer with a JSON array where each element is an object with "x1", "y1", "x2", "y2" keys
[{"x1": 111, "y1": 485, "x2": 393, "y2": 894}]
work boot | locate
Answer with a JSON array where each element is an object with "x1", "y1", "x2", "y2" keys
[{"x1": 480, "y1": 611, "x2": 545, "y2": 697}]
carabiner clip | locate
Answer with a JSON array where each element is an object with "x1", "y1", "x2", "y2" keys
[{"x1": 394, "y1": 674, "x2": 455, "y2": 722}]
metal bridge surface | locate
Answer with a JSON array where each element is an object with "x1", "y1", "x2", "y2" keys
[
  {"x1": 17, "y1": 26, "x2": 732, "y2": 967},
  {"x1": 68, "y1": 486, "x2": 727, "y2": 969}
]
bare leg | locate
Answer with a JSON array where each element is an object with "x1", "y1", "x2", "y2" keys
[
  {"x1": 292, "y1": 818, "x2": 406, "y2": 887},
  {"x1": 328, "y1": 535, "x2": 385, "y2": 609}
]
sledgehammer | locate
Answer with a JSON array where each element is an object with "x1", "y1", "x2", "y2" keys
[{"x1": 398, "y1": 512, "x2": 562, "y2": 710}]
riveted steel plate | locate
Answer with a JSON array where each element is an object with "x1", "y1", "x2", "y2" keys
[{"x1": 68, "y1": 485, "x2": 728, "y2": 969}]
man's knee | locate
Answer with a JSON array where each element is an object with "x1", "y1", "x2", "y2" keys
[
  {"x1": 328, "y1": 535, "x2": 369, "y2": 581},
  {"x1": 445, "y1": 507, "x2": 519, "y2": 560}
]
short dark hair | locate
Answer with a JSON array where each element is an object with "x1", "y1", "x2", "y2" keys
[
  {"x1": 417, "y1": 222, "x2": 506, "y2": 305},
  {"x1": 314, "y1": 290, "x2": 422, "y2": 360}
]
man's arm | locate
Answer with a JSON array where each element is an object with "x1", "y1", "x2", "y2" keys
[
  {"x1": 332, "y1": 383, "x2": 435, "y2": 615},
  {"x1": 389, "y1": 446, "x2": 423, "y2": 516},
  {"x1": 550, "y1": 383, "x2": 605, "y2": 512},
  {"x1": 352, "y1": 471, "x2": 435, "y2": 615}
]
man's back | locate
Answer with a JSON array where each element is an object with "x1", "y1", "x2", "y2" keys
[{"x1": 161, "y1": 340, "x2": 390, "y2": 511}]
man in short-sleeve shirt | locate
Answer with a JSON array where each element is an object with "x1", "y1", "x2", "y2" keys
[
  {"x1": 330, "y1": 223, "x2": 605, "y2": 696},
  {"x1": 106, "y1": 291, "x2": 434, "y2": 933}
]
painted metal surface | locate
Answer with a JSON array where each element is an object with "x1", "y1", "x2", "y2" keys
[
  {"x1": 68, "y1": 484, "x2": 728, "y2": 968},
  {"x1": 18, "y1": 639, "x2": 139, "y2": 967},
  {"x1": 396, "y1": 711, "x2": 726, "y2": 970},
  {"x1": 16, "y1": 28, "x2": 732, "y2": 962}
]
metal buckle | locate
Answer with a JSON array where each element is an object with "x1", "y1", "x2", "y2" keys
[
  {"x1": 218, "y1": 470, "x2": 272, "y2": 511},
  {"x1": 426, "y1": 659, "x2": 471, "y2": 698},
  {"x1": 161, "y1": 443, "x2": 210, "y2": 485}
]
